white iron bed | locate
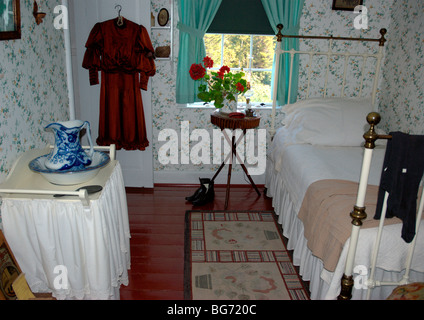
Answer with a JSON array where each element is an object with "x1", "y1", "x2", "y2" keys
[{"x1": 265, "y1": 25, "x2": 424, "y2": 300}]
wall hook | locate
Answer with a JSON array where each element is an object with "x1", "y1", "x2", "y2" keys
[
  {"x1": 115, "y1": 4, "x2": 122, "y2": 16},
  {"x1": 33, "y1": 0, "x2": 46, "y2": 25}
]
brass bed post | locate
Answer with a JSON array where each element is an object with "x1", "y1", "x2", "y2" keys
[
  {"x1": 338, "y1": 113, "x2": 391, "y2": 300},
  {"x1": 270, "y1": 24, "x2": 284, "y2": 139},
  {"x1": 338, "y1": 112, "x2": 380, "y2": 300}
]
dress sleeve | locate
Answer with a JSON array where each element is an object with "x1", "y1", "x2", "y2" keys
[
  {"x1": 137, "y1": 25, "x2": 156, "y2": 91},
  {"x1": 82, "y1": 23, "x2": 103, "y2": 86}
]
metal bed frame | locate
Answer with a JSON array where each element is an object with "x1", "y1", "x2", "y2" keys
[
  {"x1": 270, "y1": 24, "x2": 387, "y2": 137},
  {"x1": 269, "y1": 25, "x2": 424, "y2": 299}
]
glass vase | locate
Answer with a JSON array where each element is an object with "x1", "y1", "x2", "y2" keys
[{"x1": 219, "y1": 95, "x2": 238, "y2": 114}]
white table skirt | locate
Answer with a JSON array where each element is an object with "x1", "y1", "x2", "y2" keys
[{"x1": 1, "y1": 162, "x2": 130, "y2": 300}]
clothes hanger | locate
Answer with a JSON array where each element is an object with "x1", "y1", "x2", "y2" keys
[{"x1": 115, "y1": 4, "x2": 124, "y2": 27}]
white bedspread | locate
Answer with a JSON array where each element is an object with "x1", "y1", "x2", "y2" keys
[
  {"x1": 269, "y1": 126, "x2": 385, "y2": 213},
  {"x1": 266, "y1": 127, "x2": 424, "y2": 300}
]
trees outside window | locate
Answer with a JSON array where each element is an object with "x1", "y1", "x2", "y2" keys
[{"x1": 204, "y1": 33, "x2": 276, "y2": 106}]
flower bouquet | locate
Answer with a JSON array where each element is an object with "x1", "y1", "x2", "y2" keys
[{"x1": 189, "y1": 56, "x2": 248, "y2": 109}]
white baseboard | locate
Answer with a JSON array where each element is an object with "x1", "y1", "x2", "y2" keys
[{"x1": 154, "y1": 170, "x2": 265, "y2": 185}]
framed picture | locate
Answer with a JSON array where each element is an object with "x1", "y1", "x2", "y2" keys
[
  {"x1": 0, "y1": 0, "x2": 21, "y2": 40},
  {"x1": 0, "y1": 230, "x2": 22, "y2": 300},
  {"x1": 157, "y1": 8, "x2": 169, "y2": 27},
  {"x1": 332, "y1": 0, "x2": 363, "y2": 11}
]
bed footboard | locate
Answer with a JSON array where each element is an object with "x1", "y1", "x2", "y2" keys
[{"x1": 338, "y1": 113, "x2": 424, "y2": 300}]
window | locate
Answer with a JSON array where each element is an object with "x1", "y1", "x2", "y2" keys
[
  {"x1": 177, "y1": 0, "x2": 303, "y2": 108},
  {"x1": 185, "y1": 0, "x2": 276, "y2": 108},
  {"x1": 203, "y1": 33, "x2": 276, "y2": 106}
]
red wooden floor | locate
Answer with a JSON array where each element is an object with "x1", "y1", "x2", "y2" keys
[{"x1": 119, "y1": 184, "x2": 274, "y2": 300}]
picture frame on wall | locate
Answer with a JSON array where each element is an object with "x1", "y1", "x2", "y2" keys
[
  {"x1": 332, "y1": 0, "x2": 363, "y2": 11},
  {"x1": 0, "y1": 0, "x2": 21, "y2": 40},
  {"x1": 157, "y1": 8, "x2": 169, "y2": 27}
]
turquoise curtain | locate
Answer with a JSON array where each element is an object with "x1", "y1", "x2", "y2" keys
[
  {"x1": 176, "y1": 0, "x2": 222, "y2": 104},
  {"x1": 261, "y1": 0, "x2": 305, "y2": 105}
]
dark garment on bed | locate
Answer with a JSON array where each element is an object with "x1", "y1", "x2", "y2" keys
[{"x1": 374, "y1": 132, "x2": 424, "y2": 243}]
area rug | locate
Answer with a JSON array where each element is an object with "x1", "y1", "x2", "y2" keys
[{"x1": 184, "y1": 210, "x2": 309, "y2": 300}]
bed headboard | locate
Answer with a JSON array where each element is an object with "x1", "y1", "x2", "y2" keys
[{"x1": 270, "y1": 24, "x2": 388, "y2": 136}]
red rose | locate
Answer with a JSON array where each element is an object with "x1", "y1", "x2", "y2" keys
[
  {"x1": 219, "y1": 66, "x2": 231, "y2": 74},
  {"x1": 236, "y1": 82, "x2": 245, "y2": 92},
  {"x1": 189, "y1": 63, "x2": 206, "y2": 80},
  {"x1": 203, "y1": 56, "x2": 214, "y2": 69},
  {"x1": 217, "y1": 71, "x2": 225, "y2": 79}
]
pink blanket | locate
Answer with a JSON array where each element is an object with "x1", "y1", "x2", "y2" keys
[{"x1": 298, "y1": 179, "x2": 401, "y2": 272}]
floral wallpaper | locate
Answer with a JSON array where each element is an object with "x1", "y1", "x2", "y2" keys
[
  {"x1": 379, "y1": 0, "x2": 424, "y2": 134},
  {"x1": 0, "y1": 0, "x2": 69, "y2": 227},
  {"x1": 0, "y1": 0, "x2": 69, "y2": 180},
  {"x1": 149, "y1": 0, "x2": 396, "y2": 181},
  {"x1": 298, "y1": 0, "x2": 394, "y2": 102},
  {"x1": 0, "y1": 0, "x2": 422, "y2": 191}
]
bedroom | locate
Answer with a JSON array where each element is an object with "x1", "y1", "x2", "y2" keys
[{"x1": 0, "y1": 0, "x2": 423, "y2": 301}]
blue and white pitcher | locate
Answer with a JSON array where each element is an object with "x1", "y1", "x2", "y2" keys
[{"x1": 44, "y1": 120, "x2": 94, "y2": 171}]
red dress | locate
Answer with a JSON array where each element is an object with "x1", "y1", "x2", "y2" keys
[{"x1": 82, "y1": 18, "x2": 156, "y2": 150}]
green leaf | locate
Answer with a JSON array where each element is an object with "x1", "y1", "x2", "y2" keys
[
  {"x1": 226, "y1": 93, "x2": 235, "y2": 101},
  {"x1": 214, "y1": 93, "x2": 224, "y2": 104},
  {"x1": 198, "y1": 92, "x2": 211, "y2": 102}
]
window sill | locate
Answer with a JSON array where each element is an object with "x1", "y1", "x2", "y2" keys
[{"x1": 177, "y1": 103, "x2": 281, "y2": 110}]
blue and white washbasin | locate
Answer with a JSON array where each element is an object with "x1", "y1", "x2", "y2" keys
[{"x1": 29, "y1": 151, "x2": 110, "y2": 185}]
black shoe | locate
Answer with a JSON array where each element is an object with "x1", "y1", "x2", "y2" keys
[
  {"x1": 186, "y1": 178, "x2": 210, "y2": 202},
  {"x1": 192, "y1": 180, "x2": 214, "y2": 206}
]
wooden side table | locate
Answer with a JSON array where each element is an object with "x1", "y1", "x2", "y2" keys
[{"x1": 210, "y1": 111, "x2": 261, "y2": 209}]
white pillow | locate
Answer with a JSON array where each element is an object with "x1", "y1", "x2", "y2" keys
[
  {"x1": 282, "y1": 97, "x2": 373, "y2": 147},
  {"x1": 283, "y1": 97, "x2": 372, "y2": 114}
]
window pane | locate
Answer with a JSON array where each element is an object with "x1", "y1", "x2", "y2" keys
[
  {"x1": 252, "y1": 35, "x2": 275, "y2": 70},
  {"x1": 249, "y1": 71, "x2": 272, "y2": 104},
  {"x1": 223, "y1": 35, "x2": 250, "y2": 69},
  {"x1": 203, "y1": 33, "x2": 275, "y2": 106},
  {"x1": 204, "y1": 34, "x2": 222, "y2": 66}
]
